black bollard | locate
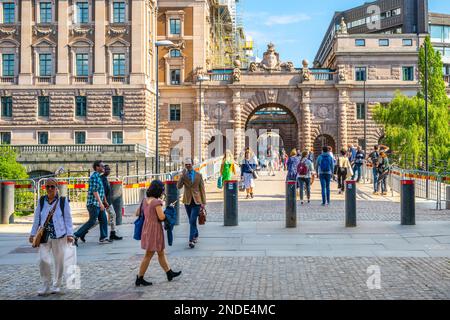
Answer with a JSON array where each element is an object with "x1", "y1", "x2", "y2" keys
[
  {"x1": 57, "y1": 181, "x2": 68, "y2": 198},
  {"x1": 345, "y1": 180, "x2": 357, "y2": 228},
  {"x1": 165, "y1": 181, "x2": 180, "y2": 225},
  {"x1": 285, "y1": 181, "x2": 297, "y2": 228},
  {"x1": 224, "y1": 180, "x2": 238, "y2": 226},
  {"x1": 1, "y1": 182, "x2": 15, "y2": 224},
  {"x1": 401, "y1": 180, "x2": 415, "y2": 225},
  {"x1": 110, "y1": 181, "x2": 123, "y2": 226}
]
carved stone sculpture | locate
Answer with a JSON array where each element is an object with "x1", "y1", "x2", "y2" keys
[
  {"x1": 338, "y1": 17, "x2": 348, "y2": 34},
  {"x1": 248, "y1": 62, "x2": 257, "y2": 72},
  {"x1": 232, "y1": 68, "x2": 241, "y2": 82},
  {"x1": 261, "y1": 43, "x2": 281, "y2": 71},
  {"x1": 338, "y1": 65, "x2": 346, "y2": 81},
  {"x1": 301, "y1": 59, "x2": 311, "y2": 81}
]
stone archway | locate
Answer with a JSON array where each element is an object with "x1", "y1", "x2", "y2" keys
[{"x1": 313, "y1": 134, "x2": 336, "y2": 157}]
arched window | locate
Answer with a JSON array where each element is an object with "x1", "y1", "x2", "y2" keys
[{"x1": 170, "y1": 49, "x2": 181, "y2": 58}]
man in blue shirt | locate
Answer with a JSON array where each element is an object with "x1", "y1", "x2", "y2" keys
[{"x1": 317, "y1": 146, "x2": 334, "y2": 206}]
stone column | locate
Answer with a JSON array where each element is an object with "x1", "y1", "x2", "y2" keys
[
  {"x1": 19, "y1": 0, "x2": 33, "y2": 85},
  {"x1": 130, "y1": 0, "x2": 145, "y2": 84},
  {"x1": 93, "y1": 0, "x2": 106, "y2": 84},
  {"x1": 56, "y1": 0, "x2": 69, "y2": 84},
  {"x1": 232, "y1": 91, "x2": 244, "y2": 159},
  {"x1": 338, "y1": 89, "x2": 349, "y2": 151},
  {"x1": 301, "y1": 89, "x2": 312, "y2": 151}
]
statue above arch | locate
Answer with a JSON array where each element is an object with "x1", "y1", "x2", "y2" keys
[{"x1": 248, "y1": 43, "x2": 295, "y2": 73}]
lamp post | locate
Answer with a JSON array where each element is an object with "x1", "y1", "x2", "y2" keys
[
  {"x1": 155, "y1": 40, "x2": 174, "y2": 174},
  {"x1": 197, "y1": 75, "x2": 210, "y2": 162}
]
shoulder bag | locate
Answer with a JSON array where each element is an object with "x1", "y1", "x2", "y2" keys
[
  {"x1": 133, "y1": 199, "x2": 146, "y2": 241},
  {"x1": 32, "y1": 200, "x2": 60, "y2": 248},
  {"x1": 198, "y1": 206, "x2": 207, "y2": 225}
]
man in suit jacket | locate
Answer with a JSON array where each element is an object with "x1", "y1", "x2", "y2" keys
[{"x1": 177, "y1": 158, "x2": 207, "y2": 249}]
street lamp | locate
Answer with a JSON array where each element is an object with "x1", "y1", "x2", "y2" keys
[
  {"x1": 197, "y1": 74, "x2": 210, "y2": 162},
  {"x1": 155, "y1": 40, "x2": 175, "y2": 174}
]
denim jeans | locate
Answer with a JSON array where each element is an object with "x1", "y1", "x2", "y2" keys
[
  {"x1": 377, "y1": 173, "x2": 388, "y2": 193},
  {"x1": 185, "y1": 201, "x2": 200, "y2": 242},
  {"x1": 297, "y1": 177, "x2": 311, "y2": 201},
  {"x1": 319, "y1": 174, "x2": 332, "y2": 205},
  {"x1": 75, "y1": 205, "x2": 108, "y2": 240},
  {"x1": 352, "y1": 164, "x2": 363, "y2": 182},
  {"x1": 337, "y1": 169, "x2": 347, "y2": 191},
  {"x1": 372, "y1": 168, "x2": 379, "y2": 192}
]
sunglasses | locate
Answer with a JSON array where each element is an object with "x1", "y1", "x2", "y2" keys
[{"x1": 46, "y1": 185, "x2": 56, "y2": 189}]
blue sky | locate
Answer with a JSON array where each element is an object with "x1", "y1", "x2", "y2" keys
[{"x1": 241, "y1": 0, "x2": 450, "y2": 66}]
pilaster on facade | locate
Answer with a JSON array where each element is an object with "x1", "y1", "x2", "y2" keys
[
  {"x1": 232, "y1": 90, "x2": 243, "y2": 158},
  {"x1": 18, "y1": 0, "x2": 33, "y2": 85},
  {"x1": 300, "y1": 89, "x2": 312, "y2": 151},
  {"x1": 338, "y1": 89, "x2": 349, "y2": 151},
  {"x1": 56, "y1": 0, "x2": 70, "y2": 85},
  {"x1": 93, "y1": 0, "x2": 106, "y2": 84}
]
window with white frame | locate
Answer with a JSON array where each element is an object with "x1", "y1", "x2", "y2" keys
[
  {"x1": 76, "y1": 53, "x2": 89, "y2": 76},
  {"x1": 169, "y1": 104, "x2": 181, "y2": 121},
  {"x1": 75, "y1": 1, "x2": 89, "y2": 24},
  {"x1": 170, "y1": 49, "x2": 181, "y2": 58},
  {"x1": 39, "y1": 53, "x2": 52, "y2": 77},
  {"x1": 170, "y1": 18, "x2": 181, "y2": 35},
  {"x1": 2, "y1": 53, "x2": 14, "y2": 76},
  {"x1": 75, "y1": 96, "x2": 87, "y2": 117},
  {"x1": 112, "y1": 1, "x2": 126, "y2": 23},
  {"x1": 113, "y1": 53, "x2": 126, "y2": 76},
  {"x1": 170, "y1": 69, "x2": 181, "y2": 85},
  {"x1": 1, "y1": 2, "x2": 15, "y2": 24},
  {"x1": 39, "y1": 2, "x2": 52, "y2": 23},
  {"x1": 402, "y1": 66, "x2": 414, "y2": 81},
  {"x1": 112, "y1": 131, "x2": 123, "y2": 144}
]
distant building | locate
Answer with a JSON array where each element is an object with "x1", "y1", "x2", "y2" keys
[{"x1": 429, "y1": 12, "x2": 450, "y2": 83}]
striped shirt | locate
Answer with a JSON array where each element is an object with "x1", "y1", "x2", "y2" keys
[{"x1": 86, "y1": 171, "x2": 105, "y2": 208}]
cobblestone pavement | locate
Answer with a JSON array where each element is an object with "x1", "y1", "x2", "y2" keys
[{"x1": 1, "y1": 256, "x2": 449, "y2": 300}]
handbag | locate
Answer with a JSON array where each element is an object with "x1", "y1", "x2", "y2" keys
[
  {"x1": 198, "y1": 206, "x2": 207, "y2": 225},
  {"x1": 32, "y1": 200, "x2": 59, "y2": 248},
  {"x1": 133, "y1": 200, "x2": 145, "y2": 241}
]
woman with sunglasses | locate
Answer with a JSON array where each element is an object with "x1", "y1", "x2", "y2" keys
[
  {"x1": 29, "y1": 178, "x2": 74, "y2": 296},
  {"x1": 136, "y1": 180, "x2": 181, "y2": 286}
]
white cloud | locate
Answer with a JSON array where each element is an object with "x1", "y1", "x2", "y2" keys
[{"x1": 264, "y1": 14, "x2": 311, "y2": 26}]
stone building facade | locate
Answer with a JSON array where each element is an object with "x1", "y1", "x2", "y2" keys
[{"x1": 0, "y1": 0, "x2": 157, "y2": 150}]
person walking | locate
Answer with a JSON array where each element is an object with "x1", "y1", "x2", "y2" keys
[
  {"x1": 241, "y1": 148, "x2": 258, "y2": 199},
  {"x1": 136, "y1": 180, "x2": 181, "y2": 286},
  {"x1": 336, "y1": 149, "x2": 353, "y2": 194},
  {"x1": 220, "y1": 150, "x2": 236, "y2": 182},
  {"x1": 297, "y1": 151, "x2": 315, "y2": 205},
  {"x1": 29, "y1": 178, "x2": 74, "y2": 296},
  {"x1": 352, "y1": 146, "x2": 365, "y2": 183},
  {"x1": 101, "y1": 165, "x2": 123, "y2": 241},
  {"x1": 177, "y1": 158, "x2": 207, "y2": 249},
  {"x1": 307, "y1": 148, "x2": 315, "y2": 164},
  {"x1": 267, "y1": 146, "x2": 276, "y2": 176},
  {"x1": 376, "y1": 151, "x2": 390, "y2": 195},
  {"x1": 286, "y1": 149, "x2": 300, "y2": 182},
  {"x1": 74, "y1": 160, "x2": 112, "y2": 246},
  {"x1": 368, "y1": 145, "x2": 380, "y2": 194},
  {"x1": 317, "y1": 146, "x2": 334, "y2": 206}
]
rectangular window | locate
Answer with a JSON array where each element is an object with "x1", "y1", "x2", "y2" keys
[
  {"x1": 112, "y1": 96, "x2": 124, "y2": 117},
  {"x1": 402, "y1": 39, "x2": 413, "y2": 46},
  {"x1": 39, "y1": 2, "x2": 52, "y2": 23},
  {"x1": 379, "y1": 39, "x2": 389, "y2": 46},
  {"x1": 112, "y1": 131, "x2": 123, "y2": 144},
  {"x1": 355, "y1": 67, "x2": 367, "y2": 81},
  {"x1": 113, "y1": 1, "x2": 126, "y2": 23},
  {"x1": 356, "y1": 103, "x2": 366, "y2": 120},
  {"x1": 431, "y1": 25, "x2": 443, "y2": 43},
  {"x1": 170, "y1": 18, "x2": 181, "y2": 35},
  {"x1": 3, "y1": 3, "x2": 15, "y2": 23},
  {"x1": 169, "y1": 104, "x2": 181, "y2": 121},
  {"x1": 445, "y1": 26, "x2": 450, "y2": 44},
  {"x1": 75, "y1": 96, "x2": 87, "y2": 117},
  {"x1": 355, "y1": 39, "x2": 365, "y2": 47},
  {"x1": 76, "y1": 2, "x2": 89, "y2": 24},
  {"x1": 38, "y1": 96, "x2": 50, "y2": 117},
  {"x1": 76, "y1": 53, "x2": 89, "y2": 76},
  {"x1": 2, "y1": 54, "x2": 14, "y2": 77},
  {"x1": 1, "y1": 96, "x2": 12, "y2": 118},
  {"x1": 38, "y1": 132, "x2": 48, "y2": 145},
  {"x1": 170, "y1": 69, "x2": 181, "y2": 85},
  {"x1": 74, "y1": 131, "x2": 86, "y2": 145},
  {"x1": 39, "y1": 54, "x2": 52, "y2": 77},
  {"x1": 113, "y1": 53, "x2": 126, "y2": 76},
  {"x1": 402, "y1": 66, "x2": 414, "y2": 81},
  {"x1": 0, "y1": 132, "x2": 11, "y2": 145}
]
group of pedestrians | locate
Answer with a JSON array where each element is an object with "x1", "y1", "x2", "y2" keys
[{"x1": 368, "y1": 145, "x2": 391, "y2": 195}]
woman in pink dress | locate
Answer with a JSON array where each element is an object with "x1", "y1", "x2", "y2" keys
[{"x1": 136, "y1": 180, "x2": 181, "y2": 286}]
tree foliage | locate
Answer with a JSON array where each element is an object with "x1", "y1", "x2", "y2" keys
[
  {"x1": 0, "y1": 147, "x2": 28, "y2": 180},
  {"x1": 373, "y1": 36, "x2": 450, "y2": 168}
]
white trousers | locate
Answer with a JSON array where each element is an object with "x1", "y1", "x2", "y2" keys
[{"x1": 39, "y1": 237, "x2": 67, "y2": 287}]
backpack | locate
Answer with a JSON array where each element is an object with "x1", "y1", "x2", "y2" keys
[
  {"x1": 297, "y1": 160, "x2": 309, "y2": 176},
  {"x1": 320, "y1": 154, "x2": 332, "y2": 173},
  {"x1": 40, "y1": 196, "x2": 66, "y2": 216}
]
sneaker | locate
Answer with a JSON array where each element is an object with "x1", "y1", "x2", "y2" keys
[
  {"x1": 373, "y1": 192, "x2": 380, "y2": 195},
  {"x1": 37, "y1": 285, "x2": 50, "y2": 296},
  {"x1": 79, "y1": 235, "x2": 86, "y2": 243},
  {"x1": 189, "y1": 242, "x2": 195, "y2": 249},
  {"x1": 50, "y1": 286, "x2": 64, "y2": 295},
  {"x1": 307, "y1": 200, "x2": 311, "y2": 204},
  {"x1": 301, "y1": 201, "x2": 304, "y2": 205},
  {"x1": 99, "y1": 238, "x2": 113, "y2": 244}
]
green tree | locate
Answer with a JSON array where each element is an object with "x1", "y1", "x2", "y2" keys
[
  {"x1": 373, "y1": 36, "x2": 450, "y2": 169},
  {"x1": 0, "y1": 147, "x2": 28, "y2": 180}
]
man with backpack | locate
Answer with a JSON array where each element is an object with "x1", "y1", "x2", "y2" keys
[
  {"x1": 317, "y1": 146, "x2": 334, "y2": 206},
  {"x1": 297, "y1": 151, "x2": 315, "y2": 205},
  {"x1": 368, "y1": 145, "x2": 380, "y2": 194}
]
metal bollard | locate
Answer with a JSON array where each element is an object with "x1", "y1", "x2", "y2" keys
[
  {"x1": 401, "y1": 180, "x2": 415, "y2": 226},
  {"x1": 110, "y1": 181, "x2": 123, "y2": 226},
  {"x1": 285, "y1": 181, "x2": 297, "y2": 228},
  {"x1": 446, "y1": 186, "x2": 450, "y2": 210},
  {"x1": 224, "y1": 180, "x2": 238, "y2": 226},
  {"x1": 57, "y1": 181, "x2": 68, "y2": 198},
  {"x1": 165, "y1": 181, "x2": 180, "y2": 225},
  {"x1": 345, "y1": 180, "x2": 357, "y2": 228},
  {"x1": 1, "y1": 182, "x2": 15, "y2": 224}
]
